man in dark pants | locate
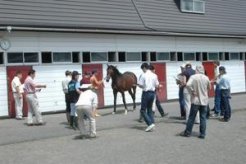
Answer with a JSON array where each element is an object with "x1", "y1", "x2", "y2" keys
[
  {"x1": 62, "y1": 70, "x2": 72, "y2": 124},
  {"x1": 218, "y1": 66, "x2": 231, "y2": 122},
  {"x1": 138, "y1": 63, "x2": 160, "y2": 132}
]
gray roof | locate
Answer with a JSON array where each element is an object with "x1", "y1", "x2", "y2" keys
[{"x1": 0, "y1": 0, "x2": 246, "y2": 36}]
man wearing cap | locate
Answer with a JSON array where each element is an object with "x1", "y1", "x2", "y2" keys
[
  {"x1": 75, "y1": 84, "x2": 98, "y2": 139},
  {"x1": 180, "y1": 65, "x2": 210, "y2": 139},
  {"x1": 11, "y1": 71, "x2": 24, "y2": 120},
  {"x1": 68, "y1": 71, "x2": 81, "y2": 129},
  {"x1": 218, "y1": 66, "x2": 231, "y2": 122},
  {"x1": 62, "y1": 70, "x2": 72, "y2": 124}
]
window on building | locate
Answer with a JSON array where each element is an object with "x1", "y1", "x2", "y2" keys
[
  {"x1": 141, "y1": 52, "x2": 148, "y2": 61},
  {"x1": 82, "y1": 52, "x2": 90, "y2": 63},
  {"x1": 177, "y1": 52, "x2": 183, "y2": 61},
  {"x1": 0, "y1": 52, "x2": 4, "y2": 64},
  {"x1": 157, "y1": 52, "x2": 170, "y2": 61},
  {"x1": 118, "y1": 52, "x2": 126, "y2": 62},
  {"x1": 219, "y1": 52, "x2": 224, "y2": 60},
  {"x1": 183, "y1": 52, "x2": 195, "y2": 61},
  {"x1": 225, "y1": 52, "x2": 229, "y2": 61},
  {"x1": 91, "y1": 52, "x2": 107, "y2": 62},
  {"x1": 181, "y1": 0, "x2": 205, "y2": 13},
  {"x1": 108, "y1": 52, "x2": 117, "y2": 62},
  {"x1": 170, "y1": 52, "x2": 177, "y2": 61},
  {"x1": 24, "y1": 52, "x2": 39, "y2": 63},
  {"x1": 230, "y1": 52, "x2": 240, "y2": 60},
  {"x1": 208, "y1": 52, "x2": 219, "y2": 61},
  {"x1": 202, "y1": 52, "x2": 207, "y2": 61},
  {"x1": 196, "y1": 52, "x2": 201, "y2": 61},
  {"x1": 72, "y1": 52, "x2": 80, "y2": 63},
  {"x1": 126, "y1": 52, "x2": 141, "y2": 61},
  {"x1": 150, "y1": 52, "x2": 156, "y2": 61},
  {"x1": 53, "y1": 52, "x2": 72, "y2": 63},
  {"x1": 41, "y1": 52, "x2": 52, "y2": 63},
  {"x1": 240, "y1": 52, "x2": 244, "y2": 60},
  {"x1": 7, "y1": 52, "x2": 23, "y2": 63}
]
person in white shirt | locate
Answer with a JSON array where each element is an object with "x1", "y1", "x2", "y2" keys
[
  {"x1": 75, "y1": 84, "x2": 98, "y2": 139},
  {"x1": 62, "y1": 70, "x2": 72, "y2": 124},
  {"x1": 11, "y1": 71, "x2": 24, "y2": 120},
  {"x1": 138, "y1": 63, "x2": 160, "y2": 132}
]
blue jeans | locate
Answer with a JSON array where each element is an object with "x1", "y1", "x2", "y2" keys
[
  {"x1": 221, "y1": 89, "x2": 231, "y2": 120},
  {"x1": 140, "y1": 91, "x2": 155, "y2": 126},
  {"x1": 179, "y1": 87, "x2": 185, "y2": 117},
  {"x1": 155, "y1": 95, "x2": 165, "y2": 116},
  {"x1": 214, "y1": 84, "x2": 221, "y2": 115},
  {"x1": 185, "y1": 104, "x2": 207, "y2": 137}
]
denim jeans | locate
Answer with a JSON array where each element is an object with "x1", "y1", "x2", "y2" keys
[
  {"x1": 155, "y1": 95, "x2": 165, "y2": 116},
  {"x1": 214, "y1": 84, "x2": 221, "y2": 115},
  {"x1": 221, "y1": 89, "x2": 231, "y2": 120},
  {"x1": 185, "y1": 104, "x2": 207, "y2": 137},
  {"x1": 179, "y1": 87, "x2": 185, "y2": 117},
  {"x1": 140, "y1": 91, "x2": 155, "y2": 126}
]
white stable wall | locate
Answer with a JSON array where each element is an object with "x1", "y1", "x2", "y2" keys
[{"x1": 0, "y1": 67, "x2": 8, "y2": 116}]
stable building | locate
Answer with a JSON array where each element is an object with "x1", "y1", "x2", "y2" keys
[{"x1": 0, "y1": 0, "x2": 246, "y2": 117}]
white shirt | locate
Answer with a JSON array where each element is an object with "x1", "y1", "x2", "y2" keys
[
  {"x1": 62, "y1": 76, "x2": 71, "y2": 94},
  {"x1": 138, "y1": 70, "x2": 159, "y2": 92},
  {"x1": 11, "y1": 76, "x2": 24, "y2": 93},
  {"x1": 186, "y1": 73, "x2": 210, "y2": 106},
  {"x1": 218, "y1": 74, "x2": 231, "y2": 90},
  {"x1": 75, "y1": 90, "x2": 98, "y2": 108}
]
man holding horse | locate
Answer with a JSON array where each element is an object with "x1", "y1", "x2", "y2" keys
[{"x1": 138, "y1": 63, "x2": 160, "y2": 132}]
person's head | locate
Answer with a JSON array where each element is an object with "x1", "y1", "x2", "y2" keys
[
  {"x1": 28, "y1": 69, "x2": 36, "y2": 79},
  {"x1": 185, "y1": 62, "x2": 192, "y2": 69},
  {"x1": 15, "y1": 70, "x2": 22, "y2": 79},
  {"x1": 141, "y1": 63, "x2": 149, "y2": 73},
  {"x1": 180, "y1": 64, "x2": 186, "y2": 72},
  {"x1": 65, "y1": 70, "x2": 72, "y2": 77},
  {"x1": 214, "y1": 61, "x2": 220, "y2": 68},
  {"x1": 195, "y1": 65, "x2": 205, "y2": 74},
  {"x1": 219, "y1": 66, "x2": 226, "y2": 74},
  {"x1": 83, "y1": 72, "x2": 90, "y2": 78},
  {"x1": 72, "y1": 71, "x2": 81, "y2": 81},
  {"x1": 91, "y1": 70, "x2": 97, "y2": 76},
  {"x1": 149, "y1": 64, "x2": 155, "y2": 73}
]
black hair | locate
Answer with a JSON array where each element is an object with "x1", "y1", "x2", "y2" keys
[
  {"x1": 28, "y1": 69, "x2": 36, "y2": 75},
  {"x1": 149, "y1": 64, "x2": 155, "y2": 71},
  {"x1": 141, "y1": 63, "x2": 149, "y2": 69},
  {"x1": 65, "y1": 70, "x2": 71, "y2": 76}
]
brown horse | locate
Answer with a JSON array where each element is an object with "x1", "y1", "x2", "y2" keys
[{"x1": 106, "y1": 65, "x2": 137, "y2": 114}]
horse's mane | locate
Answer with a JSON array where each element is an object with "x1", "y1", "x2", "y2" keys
[{"x1": 108, "y1": 65, "x2": 122, "y2": 76}]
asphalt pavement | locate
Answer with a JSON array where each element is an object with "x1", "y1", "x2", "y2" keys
[{"x1": 0, "y1": 94, "x2": 246, "y2": 164}]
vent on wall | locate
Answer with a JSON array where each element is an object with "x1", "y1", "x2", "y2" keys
[{"x1": 180, "y1": 0, "x2": 205, "y2": 14}]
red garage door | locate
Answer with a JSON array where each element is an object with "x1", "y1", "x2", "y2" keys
[
  {"x1": 151, "y1": 63, "x2": 167, "y2": 102},
  {"x1": 7, "y1": 66, "x2": 32, "y2": 118},
  {"x1": 82, "y1": 64, "x2": 104, "y2": 108},
  {"x1": 202, "y1": 62, "x2": 215, "y2": 97}
]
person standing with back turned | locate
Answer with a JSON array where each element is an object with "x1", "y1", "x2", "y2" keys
[{"x1": 180, "y1": 65, "x2": 210, "y2": 139}]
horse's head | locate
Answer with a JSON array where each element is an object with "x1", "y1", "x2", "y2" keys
[{"x1": 106, "y1": 65, "x2": 117, "y2": 82}]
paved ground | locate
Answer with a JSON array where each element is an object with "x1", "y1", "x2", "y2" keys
[{"x1": 0, "y1": 94, "x2": 246, "y2": 164}]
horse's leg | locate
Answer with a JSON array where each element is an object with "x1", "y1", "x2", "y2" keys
[
  {"x1": 112, "y1": 90, "x2": 117, "y2": 115},
  {"x1": 121, "y1": 92, "x2": 128, "y2": 115},
  {"x1": 128, "y1": 88, "x2": 135, "y2": 111}
]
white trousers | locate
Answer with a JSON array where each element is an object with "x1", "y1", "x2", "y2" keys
[
  {"x1": 13, "y1": 93, "x2": 23, "y2": 118},
  {"x1": 26, "y1": 94, "x2": 43, "y2": 124},
  {"x1": 76, "y1": 105, "x2": 96, "y2": 136},
  {"x1": 183, "y1": 88, "x2": 200, "y2": 123}
]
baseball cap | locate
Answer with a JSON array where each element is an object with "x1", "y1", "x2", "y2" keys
[{"x1": 72, "y1": 71, "x2": 81, "y2": 76}]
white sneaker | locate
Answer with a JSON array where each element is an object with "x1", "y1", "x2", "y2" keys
[{"x1": 145, "y1": 124, "x2": 155, "y2": 132}]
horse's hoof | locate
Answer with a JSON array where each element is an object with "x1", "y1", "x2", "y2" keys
[{"x1": 112, "y1": 112, "x2": 115, "y2": 115}]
